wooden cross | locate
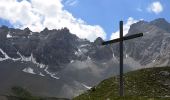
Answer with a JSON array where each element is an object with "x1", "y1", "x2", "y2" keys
[{"x1": 102, "y1": 21, "x2": 143, "y2": 96}]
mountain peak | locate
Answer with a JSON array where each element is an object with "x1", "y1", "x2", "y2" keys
[
  {"x1": 94, "y1": 37, "x2": 103, "y2": 45},
  {"x1": 43, "y1": 27, "x2": 49, "y2": 31},
  {"x1": 151, "y1": 18, "x2": 167, "y2": 23},
  {"x1": 150, "y1": 18, "x2": 170, "y2": 32}
]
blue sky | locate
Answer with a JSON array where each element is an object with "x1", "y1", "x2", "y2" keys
[
  {"x1": 63, "y1": 0, "x2": 170, "y2": 39},
  {"x1": 0, "y1": 0, "x2": 169, "y2": 41}
]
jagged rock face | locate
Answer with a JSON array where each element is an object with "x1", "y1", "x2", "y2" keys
[
  {"x1": 0, "y1": 27, "x2": 79, "y2": 66},
  {"x1": 124, "y1": 18, "x2": 170, "y2": 67},
  {"x1": 0, "y1": 18, "x2": 170, "y2": 98},
  {"x1": 0, "y1": 27, "x2": 116, "y2": 98},
  {"x1": 33, "y1": 28, "x2": 79, "y2": 67},
  {"x1": 0, "y1": 27, "x2": 113, "y2": 68}
]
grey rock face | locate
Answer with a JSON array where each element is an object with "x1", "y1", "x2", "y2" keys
[
  {"x1": 124, "y1": 19, "x2": 170, "y2": 68},
  {"x1": 0, "y1": 27, "x2": 116, "y2": 98}
]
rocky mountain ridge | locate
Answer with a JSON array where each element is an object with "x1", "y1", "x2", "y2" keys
[{"x1": 0, "y1": 18, "x2": 170, "y2": 98}]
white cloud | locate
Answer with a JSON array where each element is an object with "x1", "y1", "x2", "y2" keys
[
  {"x1": 110, "y1": 17, "x2": 138, "y2": 39},
  {"x1": 0, "y1": 0, "x2": 106, "y2": 41},
  {"x1": 65, "y1": 0, "x2": 78, "y2": 6},
  {"x1": 147, "y1": 1, "x2": 163, "y2": 14}
]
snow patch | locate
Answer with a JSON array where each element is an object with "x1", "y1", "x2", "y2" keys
[
  {"x1": 81, "y1": 83, "x2": 92, "y2": 89},
  {"x1": 74, "y1": 51, "x2": 78, "y2": 55},
  {"x1": 75, "y1": 48, "x2": 83, "y2": 56},
  {"x1": 0, "y1": 49, "x2": 20, "y2": 61},
  {"x1": 78, "y1": 49, "x2": 82, "y2": 52},
  {"x1": 22, "y1": 67, "x2": 36, "y2": 74},
  {"x1": 17, "y1": 52, "x2": 46, "y2": 69},
  {"x1": 30, "y1": 32, "x2": 33, "y2": 35},
  {"x1": 146, "y1": 31, "x2": 149, "y2": 34},
  {"x1": 50, "y1": 74, "x2": 60, "y2": 79},
  {"x1": 70, "y1": 60, "x2": 74, "y2": 63},
  {"x1": 0, "y1": 49, "x2": 48, "y2": 76},
  {"x1": 39, "y1": 72, "x2": 45, "y2": 76},
  {"x1": 0, "y1": 57, "x2": 4, "y2": 61},
  {"x1": 44, "y1": 67, "x2": 60, "y2": 79},
  {"x1": 125, "y1": 54, "x2": 128, "y2": 58},
  {"x1": 112, "y1": 53, "x2": 116, "y2": 58},
  {"x1": 87, "y1": 56, "x2": 91, "y2": 60},
  {"x1": 7, "y1": 34, "x2": 12, "y2": 38},
  {"x1": 80, "y1": 44, "x2": 89, "y2": 48},
  {"x1": 102, "y1": 62, "x2": 107, "y2": 65}
]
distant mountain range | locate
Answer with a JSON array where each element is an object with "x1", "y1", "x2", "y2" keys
[{"x1": 0, "y1": 18, "x2": 170, "y2": 99}]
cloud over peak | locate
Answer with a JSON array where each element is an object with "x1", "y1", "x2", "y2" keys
[
  {"x1": 0, "y1": 0, "x2": 106, "y2": 41},
  {"x1": 110, "y1": 17, "x2": 138, "y2": 40}
]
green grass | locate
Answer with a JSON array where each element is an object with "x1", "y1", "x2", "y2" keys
[{"x1": 73, "y1": 67, "x2": 170, "y2": 100}]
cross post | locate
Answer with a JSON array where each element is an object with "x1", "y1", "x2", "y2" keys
[
  {"x1": 119, "y1": 21, "x2": 124, "y2": 96},
  {"x1": 102, "y1": 21, "x2": 143, "y2": 96}
]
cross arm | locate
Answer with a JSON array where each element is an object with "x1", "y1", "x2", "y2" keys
[{"x1": 102, "y1": 33, "x2": 143, "y2": 45}]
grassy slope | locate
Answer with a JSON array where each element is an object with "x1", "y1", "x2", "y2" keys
[{"x1": 73, "y1": 67, "x2": 170, "y2": 100}]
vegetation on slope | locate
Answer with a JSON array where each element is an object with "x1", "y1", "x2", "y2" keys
[
  {"x1": 2, "y1": 86, "x2": 69, "y2": 100},
  {"x1": 73, "y1": 67, "x2": 170, "y2": 100}
]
